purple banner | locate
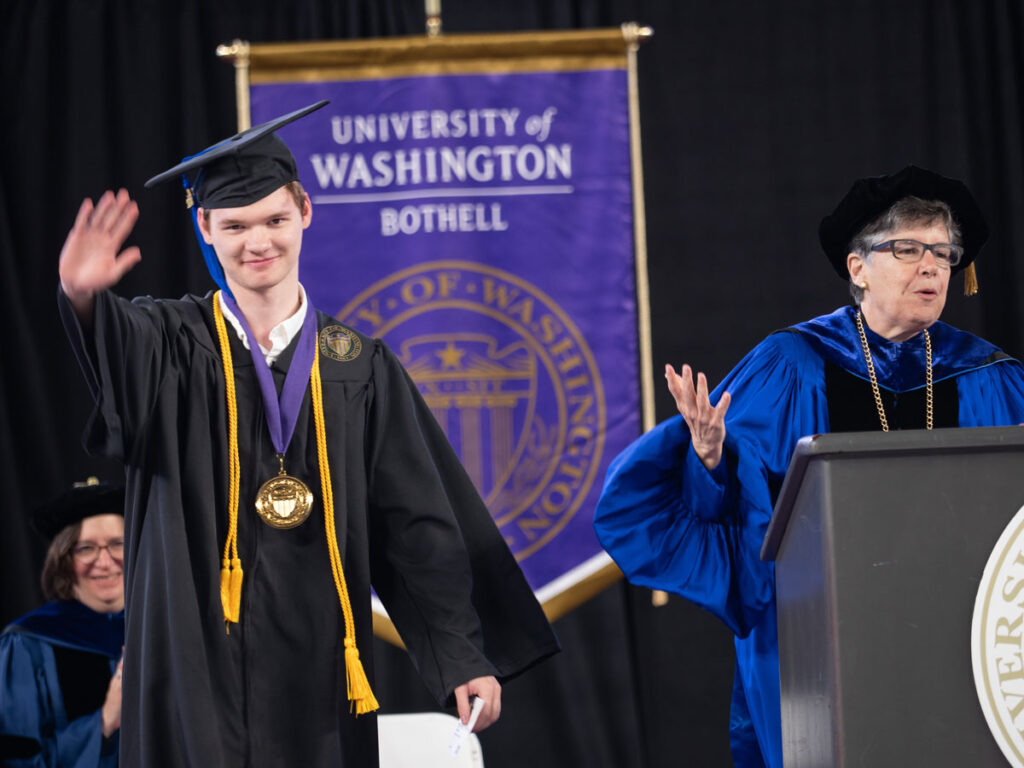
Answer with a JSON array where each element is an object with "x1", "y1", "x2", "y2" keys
[{"x1": 251, "y1": 68, "x2": 638, "y2": 594}]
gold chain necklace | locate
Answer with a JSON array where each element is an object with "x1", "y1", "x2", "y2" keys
[{"x1": 855, "y1": 310, "x2": 933, "y2": 432}]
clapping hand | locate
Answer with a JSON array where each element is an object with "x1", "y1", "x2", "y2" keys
[{"x1": 101, "y1": 654, "x2": 123, "y2": 738}]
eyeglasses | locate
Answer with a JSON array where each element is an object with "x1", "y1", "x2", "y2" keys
[
  {"x1": 870, "y1": 239, "x2": 963, "y2": 268},
  {"x1": 72, "y1": 540, "x2": 124, "y2": 563}
]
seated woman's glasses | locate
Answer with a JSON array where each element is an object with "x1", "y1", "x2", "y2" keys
[{"x1": 72, "y1": 540, "x2": 124, "y2": 562}]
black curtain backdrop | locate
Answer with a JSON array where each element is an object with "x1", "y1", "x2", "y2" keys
[{"x1": 2, "y1": 2, "x2": 1022, "y2": 766}]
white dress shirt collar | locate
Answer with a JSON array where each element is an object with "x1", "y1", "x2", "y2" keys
[{"x1": 217, "y1": 285, "x2": 309, "y2": 366}]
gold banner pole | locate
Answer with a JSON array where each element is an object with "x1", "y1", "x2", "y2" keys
[
  {"x1": 619, "y1": 22, "x2": 666, "y2": 608},
  {"x1": 425, "y1": 0, "x2": 442, "y2": 38},
  {"x1": 216, "y1": 39, "x2": 252, "y2": 131},
  {"x1": 622, "y1": 22, "x2": 654, "y2": 436}
]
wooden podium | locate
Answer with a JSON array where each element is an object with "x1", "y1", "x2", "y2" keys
[{"x1": 761, "y1": 427, "x2": 1024, "y2": 767}]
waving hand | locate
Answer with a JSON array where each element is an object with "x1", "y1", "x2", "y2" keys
[{"x1": 59, "y1": 189, "x2": 141, "y2": 321}]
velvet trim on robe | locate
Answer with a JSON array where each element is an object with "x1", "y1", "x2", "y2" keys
[
  {"x1": 0, "y1": 601, "x2": 122, "y2": 768},
  {"x1": 57, "y1": 288, "x2": 558, "y2": 768},
  {"x1": 594, "y1": 305, "x2": 1024, "y2": 768},
  {"x1": 9, "y1": 602, "x2": 123, "y2": 661}
]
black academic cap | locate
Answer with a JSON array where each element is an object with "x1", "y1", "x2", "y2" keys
[
  {"x1": 144, "y1": 100, "x2": 329, "y2": 209},
  {"x1": 818, "y1": 165, "x2": 989, "y2": 280},
  {"x1": 32, "y1": 479, "x2": 125, "y2": 541}
]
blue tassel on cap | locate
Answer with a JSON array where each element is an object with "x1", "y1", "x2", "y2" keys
[{"x1": 180, "y1": 172, "x2": 234, "y2": 300}]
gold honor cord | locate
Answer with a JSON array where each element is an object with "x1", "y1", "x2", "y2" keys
[
  {"x1": 212, "y1": 292, "x2": 378, "y2": 713},
  {"x1": 213, "y1": 295, "x2": 243, "y2": 627},
  {"x1": 311, "y1": 345, "x2": 379, "y2": 714}
]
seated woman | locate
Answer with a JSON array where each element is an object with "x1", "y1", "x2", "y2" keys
[
  {"x1": 593, "y1": 166, "x2": 1024, "y2": 768},
  {"x1": 0, "y1": 480, "x2": 124, "y2": 767}
]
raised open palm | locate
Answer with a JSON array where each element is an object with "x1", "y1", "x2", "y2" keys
[
  {"x1": 665, "y1": 363, "x2": 731, "y2": 469},
  {"x1": 59, "y1": 188, "x2": 141, "y2": 304}
]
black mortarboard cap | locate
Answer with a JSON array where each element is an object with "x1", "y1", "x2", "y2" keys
[
  {"x1": 144, "y1": 100, "x2": 329, "y2": 209},
  {"x1": 31, "y1": 479, "x2": 125, "y2": 541},
  {"x1": 818, "y1": 165, "x2": 989, "y2": 280},
  {"x1": 143, "y1": 100, "x2": 328, "y2": 298}
]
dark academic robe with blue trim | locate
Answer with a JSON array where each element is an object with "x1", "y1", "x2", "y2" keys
[
  {"x1": 593, "y1": 305, "x2": 1024, "y2": 768},
  {"x1": 0, "y1": 601, "x2": 122, "y2": 767},
  {"x1": 58, "y1": 289, "x2": 558, "y2": 768}
]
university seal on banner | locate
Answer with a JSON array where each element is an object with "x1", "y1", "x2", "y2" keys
[
  {"x1": 319, "y1": 325, "x2": 362, "y2": 362},
  {"x1": 972, "y1": 502, "x2": 1024, "y2": 767},
  {"x1": 337, "y1": 260, "x2": 606, "y2": 561}
]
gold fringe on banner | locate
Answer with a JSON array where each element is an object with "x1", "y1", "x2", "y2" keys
[{"x1": 218, "y1": 27, "x2": 652, "y2": 86}]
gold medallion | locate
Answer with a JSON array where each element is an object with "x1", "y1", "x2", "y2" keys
[{"x1": 255, "y1": 458, "x2": 313, "y2": 529}]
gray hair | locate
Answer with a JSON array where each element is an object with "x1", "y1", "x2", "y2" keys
[{"x1": 847, "y1": 196, "x2": 962, "y2": 305}]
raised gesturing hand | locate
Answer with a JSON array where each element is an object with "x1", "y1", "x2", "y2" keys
[
  {"x1": 665, "y1": 363, "x2": 731, "y2": 470},
  {"x1": 59, "y1": 189, "x2": 141, "y2": 315}
]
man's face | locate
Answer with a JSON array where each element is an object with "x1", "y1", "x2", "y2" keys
[
  {"x1": 847, "y1": 219, "x2": 952, "y2": 342},
  {"x1": 198, "y1": 185, "x2": 312, "y2": 296}
]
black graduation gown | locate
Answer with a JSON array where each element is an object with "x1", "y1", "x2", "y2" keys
[{"x1": 59, "y1": 289, "x2": 558, "y2": 768}]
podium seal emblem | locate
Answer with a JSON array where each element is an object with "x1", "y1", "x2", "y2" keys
[{"x1": 972, "y1": 502, "x2": 1024, "y2": 767}]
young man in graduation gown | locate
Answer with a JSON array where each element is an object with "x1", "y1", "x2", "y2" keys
[
  {"x1": 593, "y1": 166, "x2": 1024, "y2": 768},
  {"x1": 57, "y1": 101, "x2": 558, "y2": 768}
]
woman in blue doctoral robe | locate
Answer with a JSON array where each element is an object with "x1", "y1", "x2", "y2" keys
[
  {"x1": 593, "y1": 167, "x2": 1024, "y2": 768},
  {"x1": 0, "y1": 482, "x2": 124, "y2": 767}
]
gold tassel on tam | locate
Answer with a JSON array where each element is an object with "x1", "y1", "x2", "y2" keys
[{"x1": 964, "y1": 262, "x2": 979, "y2": 296}]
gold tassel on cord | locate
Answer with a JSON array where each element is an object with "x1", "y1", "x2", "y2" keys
[
  {"x1": 227, "y1": 558, "x2": 243, "y2": 622},
  {"x1": 964, "y1": 263, "x2": 979, "y2": 296},
  {"x1": 220, "y1": 560, "x2": 231, "y2": 617},
  {"x1": 219, "y1": 558, "x2": 243, "y2": 624},
  {"x1": 344, "y1": 640, "x2": 379, "y2": 714}
]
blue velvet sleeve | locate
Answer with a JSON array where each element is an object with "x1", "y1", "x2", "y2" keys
[
  {"x1": 0, "y1": 631, "x2": 112, "y2": 768},
  {"x1": 593, "y1": 332, "x2": 829, "y2": 637},
  {"x1": 956, "y1": 358, "x2": 1024, "y2": 426}
]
